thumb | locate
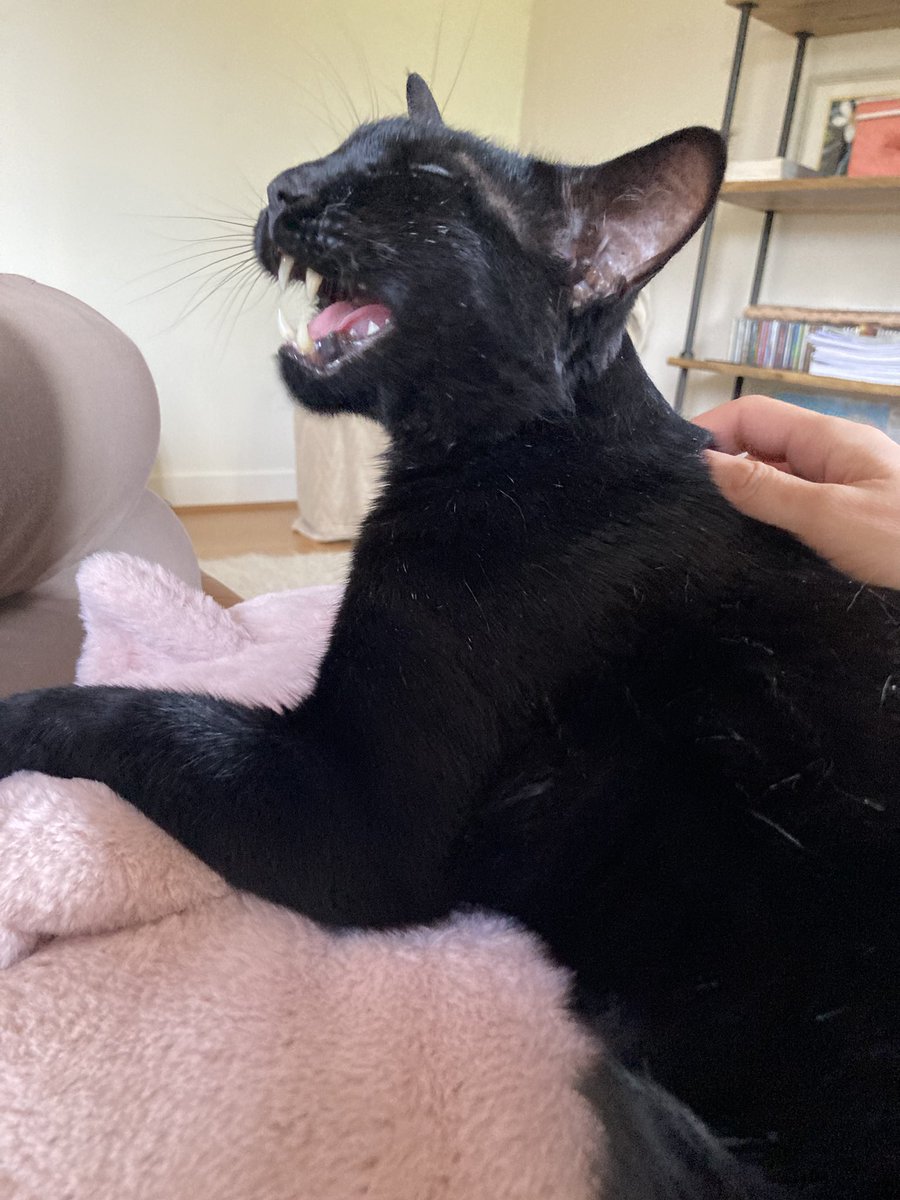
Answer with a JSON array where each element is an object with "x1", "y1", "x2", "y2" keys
[{"x1": 704, "y1": 449, "x2": 828, "y2": 543}]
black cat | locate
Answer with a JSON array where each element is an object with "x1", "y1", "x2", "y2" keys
[{"x1": 1, "y1": 75, "x2": 896, "y2": 1197}]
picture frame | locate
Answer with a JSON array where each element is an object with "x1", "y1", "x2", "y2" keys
[{"x1": 793, "y1": 70, "x2": 900, "y2": 174}]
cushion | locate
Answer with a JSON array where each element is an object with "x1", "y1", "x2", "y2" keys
[{"x1": 0, "y1": 554, "x2": 605, "y2": 1199}]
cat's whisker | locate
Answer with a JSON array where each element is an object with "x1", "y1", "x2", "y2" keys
[
  {"x1": 297, "y1": 43, "x2": 363, "y2": 129},
  {"x1": 135, "y1": 261, "x2": 260, "y2": 328},
  {"x1": 196, "y1": 197, "x2": 260, "y2": 225},
  {"x1": 149, "y1": 232, "x2": 254, "y2": 247},
  {"x1": 144, "y1": 213, "x2": 256, "y2": 230},
  {"x1": 431, "y1": 1, "x2": 447, "y2": 94},
  {"x1": 162, "y1": 258, "x2": 264, "y2": 331},
  {"x1": 130, "y1": 250, "x2": 259, "y2": 303},
  {"x1": 336, "y1": 20, "x2": 379, "y2": 121},
  {"x1": 270, "y1": 62, "x2": 350, "y2": 142},
  {"x1": 130, "y1": 243, "x2": 256, "y2": 285},
  {"x1": 212, "y1": 264, "x2": 270, "y2": 351},
  {"x1": 442, "y1": 0, "x2": 484, "y2": 114},
  {"x1": 236, "y1": 168, "x2": 265, "y2": 211}
]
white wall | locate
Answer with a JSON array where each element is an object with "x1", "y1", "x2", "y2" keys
[
  {"x1": 4, "y1": 1, "x2": 897, "y2": 502},
  {"x1": 520, "y1": 0, "x2": 900, "y2": 417},
  {"x1": 1, "y1": 0, "x2": 532, "y2": 505}
]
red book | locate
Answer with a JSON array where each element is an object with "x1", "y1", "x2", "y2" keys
[{"x1": 848, "y1": 97, "x2": 900, "y2": 177}]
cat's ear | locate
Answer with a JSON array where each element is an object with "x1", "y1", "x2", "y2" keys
[
  {"x1": 553, "y1": 127, "x2": 725, "y2": 306},
  {"x1": 406, "y1": 73, "x2": 444, "y2": 126}
]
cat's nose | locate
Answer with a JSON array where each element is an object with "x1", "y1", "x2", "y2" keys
[
  {"x1": 267, "y1": 173, "x2": 314, "y2": 211},
  {"x1": 266, "y1": 167, "x2": 323, "y2": 237}
]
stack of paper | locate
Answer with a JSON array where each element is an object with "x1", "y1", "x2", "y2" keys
[
  {"x1": 808, "y1": 327, "x2": 900, "y2": 386},
  {"x1": 724, "y1": 157, "x2": 818, "y2": 182}
]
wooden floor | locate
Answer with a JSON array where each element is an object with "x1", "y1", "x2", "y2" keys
[{"x1": 175, "y1": 502, "x2": 352, "y2": 559}]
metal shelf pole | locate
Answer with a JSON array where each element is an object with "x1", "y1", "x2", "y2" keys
[
  {"x1": 733, "y1": 29, "x2": 811, "y2": 397},
  {"x1": 673, "y1": 1, "x2": 755, "y2": 413}
]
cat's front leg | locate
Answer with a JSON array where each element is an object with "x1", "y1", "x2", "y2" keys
[{"x1": 0, "y1": 684, "x2": 444, "y2": 926}]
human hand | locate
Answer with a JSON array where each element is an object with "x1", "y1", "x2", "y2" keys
[{"x1": 693, "y1": 394, "x2": 900, "y2": 588}]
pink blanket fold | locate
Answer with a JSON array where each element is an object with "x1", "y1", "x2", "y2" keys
[{"x1": 0, "y1": 553, "x2": 605, "y2": 1200}]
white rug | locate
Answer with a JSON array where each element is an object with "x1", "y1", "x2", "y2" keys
[{"x1": 200, "y1": 551, "x2": 352, "y2": 599}]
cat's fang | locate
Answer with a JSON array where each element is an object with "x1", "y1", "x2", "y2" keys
[
  {"x1": 277, "y1": 255, "x2": 295, "y2": 292},
  {"x1": 278, "y1": 305, "x2": 315, "y2": 356},
  {"x1": 305, "y1": 268, "x2": 322, "y2": 301},
  {"x1": 277, "y1": 309, "x2": 295, "y2": 343}
]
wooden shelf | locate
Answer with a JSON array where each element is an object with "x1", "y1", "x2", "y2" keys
[
  {"x1": 673, "y1": 4, "x2": 900, "y2": 411},
  {"x1": 668, "y1": 357, "x2": 900, "y2": 399},
  {"x1": 726, "y1": 0, "x2": 900, "y2": 38},
  {"x1": 720, "y1": 176, "x2": 900, "y2": 213}
]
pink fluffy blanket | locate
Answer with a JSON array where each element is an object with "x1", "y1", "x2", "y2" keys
[{"x1": 0, "y1": 554, "x2": 604, "y2": 1200}]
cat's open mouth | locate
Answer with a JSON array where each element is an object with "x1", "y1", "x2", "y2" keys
[{"x1": 276, "y1": 254, "x2": 393, "y2": 371}]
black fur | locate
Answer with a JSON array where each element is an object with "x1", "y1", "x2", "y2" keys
[{"x1": 1, "y1": 79, "x2": 897, "y2": 1197}]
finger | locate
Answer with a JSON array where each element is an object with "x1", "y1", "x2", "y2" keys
[
  {"x1": 704, "y1": 449, "x2": 838, "y2": 541},
  {"x1": 694, "y1": 396, "x2": 897, "y2": 485},
  {"x1": 694, "y1": 396, "x2": 829, "y2": 457}
]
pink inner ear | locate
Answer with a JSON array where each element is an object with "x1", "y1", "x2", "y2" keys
[{"x1": 560, "y1": 127, "x2": 725, "y2": 304}]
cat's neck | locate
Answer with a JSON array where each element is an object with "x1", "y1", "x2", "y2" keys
[
  {"x1": 376, "y1": 350, "x2": 572, "y2": 457},
  {"x1": 574, "y1": 334, "x2": 701, "y2": 449},
  {"x1": 371, "y1": 306, "x2": 697, "y2": 469}
]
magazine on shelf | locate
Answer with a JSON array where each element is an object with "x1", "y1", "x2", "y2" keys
[{"x1": 724, "y1": 157, "x2": 819, "y2": 182}]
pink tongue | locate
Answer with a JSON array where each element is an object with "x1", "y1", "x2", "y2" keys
[{"x1": 308, "y1": 301, "x2": 392, "y2": 341}]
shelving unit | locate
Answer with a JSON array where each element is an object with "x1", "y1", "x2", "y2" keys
[
  {"x1": 721, "y1": 176, "x2": 900, "y2": 213},
  {"x1": 669, "y1": 357, "x2": 900, "y2": 399},
  {"x1": 670, "y1": 1, "x2": 900, "y2": 411},
  {"x1": 724, "y1": 0, "x2": 900, "y2": 39}
]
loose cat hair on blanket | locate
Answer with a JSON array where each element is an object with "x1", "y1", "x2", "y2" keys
[{"x1": 1, "y1": 74, "x2": 897, "y2": 1197}]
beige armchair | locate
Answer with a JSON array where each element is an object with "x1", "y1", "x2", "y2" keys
[{"x1": 0, "y1": 275, "x2": 200, "y2": 697}]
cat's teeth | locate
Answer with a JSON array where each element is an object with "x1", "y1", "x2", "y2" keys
[
  {"x1": 277, "y1": 255, "x2": 295, "y2": 292},
  {"x1": 277, "y1": 263, "x2": 319, "y2": 354},
  {"x1": 305, "y1": 268, "x2": 322, "y2": 301},
  {"x1": 277, "y1": 309, "x2": 295, "y2": 342},
  {"x1": 366, "y1": 320, "x2": 379, "y2": 336},
  {"x1": 278, "y1": 307, "x2": 315, "y2": 355}
]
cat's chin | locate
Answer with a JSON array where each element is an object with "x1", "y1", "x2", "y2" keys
[
  {"x1": 277, "y1": 323, "x2": 393, "y2": 378},
  {"x1": 276, "y1": 340, "x2": 384, "y2": 419}
]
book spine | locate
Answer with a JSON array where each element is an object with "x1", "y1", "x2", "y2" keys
[
  {"x1": 743, "y1": 319, "x2": 754, "y2": 364},
  {"x1": 728, "y1": 317, "x2": 739, "y2": 363}
]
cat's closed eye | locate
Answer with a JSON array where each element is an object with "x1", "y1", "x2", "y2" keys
[{"x1": 410, "y1": 162, "x2": 453, "y2": 179}]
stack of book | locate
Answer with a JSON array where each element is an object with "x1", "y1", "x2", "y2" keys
[
  {"x1": 724, "y1": 157, "x2": 818, "y2": 182},
  {"x1": 728, "y1": 306, "x2": 900, "y2": 378},
  {"x1": 808, "y1": 327, "x2": 900, "y2": 386},
  {"x1": 728, "y1": 315, "x2": 817, "y2": 371}
]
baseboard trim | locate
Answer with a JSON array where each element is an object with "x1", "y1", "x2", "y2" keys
[
  {"x1": 172, "y1": 500, "x2": 296, "y2": 516},
  {"x1": 150, "y1": 469, "x2": 296, "y2": 508}
]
